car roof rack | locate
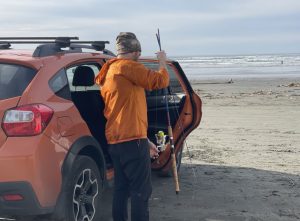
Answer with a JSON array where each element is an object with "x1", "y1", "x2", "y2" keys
[{"x1": 0, "y1": 37, "x2": 115, "y2": 57}]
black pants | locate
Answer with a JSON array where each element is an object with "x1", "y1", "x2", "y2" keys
[{"x1": 109, "y1": 139, "x2": 152, "y2": 221}]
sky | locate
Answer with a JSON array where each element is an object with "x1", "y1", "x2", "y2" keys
[{"x1": 0, "y1": 0, "x2": 300, "y2": 56}]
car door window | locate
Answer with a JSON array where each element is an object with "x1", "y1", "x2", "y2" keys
[
  {"x1": 142, "y1": 62, "x2": 186, "y2": 110},
  {"x1": 66, "y1": 63, "x2": 100, "y2": 92},
  {"x1": 49, "y1": 69, "x2": 71, "y2": 100},
  {"x1": 142, "y1": 61, "x2": 187, "y2": 134},
  {"x1": 142, "y1": 62, "x2": 184, "y2": 96}
]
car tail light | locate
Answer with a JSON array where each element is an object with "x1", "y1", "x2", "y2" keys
[{"x1": 1, "y1": 104, "x2": 54, "y2": 136}]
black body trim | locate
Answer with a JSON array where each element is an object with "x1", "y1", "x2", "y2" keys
[
  {"x1": 61, "y1": 136, "x2": 106, "y2": 183},
  {"x1": 0, "y1": 181, "x2": 53, "y2": 216}
]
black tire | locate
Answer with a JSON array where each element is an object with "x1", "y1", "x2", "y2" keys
[
  {"x1": 158, "y1": 145, "x2": 183, "y2": 177},
  {"x1": 58, "y1": 155, "x2": 103, "y2": 221}
]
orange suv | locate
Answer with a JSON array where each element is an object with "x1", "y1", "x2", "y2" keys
[{"x1": 0, "y1": 37, "x2": 202, "y2": 221}]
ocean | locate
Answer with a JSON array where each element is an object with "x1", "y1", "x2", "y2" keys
[{"x1": 172, "y1": 54, "x2": 300, "y2": 80}]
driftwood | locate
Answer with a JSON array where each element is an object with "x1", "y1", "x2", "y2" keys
[{"x1": 191, "y1": 79, "x2": 234, "y2": 85}]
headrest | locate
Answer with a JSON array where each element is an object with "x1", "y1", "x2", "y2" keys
[{"x1": 72, "y1": 66, "x2": 95, "y2": 87}]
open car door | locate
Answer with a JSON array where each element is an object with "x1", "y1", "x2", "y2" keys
[{"x1": 141, "y1": 59, "x2": 202, "y2": 173}]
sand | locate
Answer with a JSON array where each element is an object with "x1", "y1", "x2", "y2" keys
[
  {"x1": 148, "y1": 77, "x2": 300, "y2": 221},
  {"x1": 6, "y1": 77, "x2": 300, "y2": 221}
]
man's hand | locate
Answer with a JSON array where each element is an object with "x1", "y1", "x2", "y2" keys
[
  {"x1": 156, "y1": 50, "x2": 167, "y2": 69},
  {"x1": 149, "y1": 140, "x2": 159, "y2": 159}
]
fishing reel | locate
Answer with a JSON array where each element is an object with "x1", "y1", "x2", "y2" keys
[{"x1": 155, "y1": 130, "x2": 168, "y2": 152}]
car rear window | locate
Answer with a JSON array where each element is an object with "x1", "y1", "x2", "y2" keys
[{"x1": 0, "y1": 63, "x2": 37, "y2": 100}]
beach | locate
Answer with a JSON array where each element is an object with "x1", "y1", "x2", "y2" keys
[{"x1": 148, "y1": 77, "x2": 300, "y2": 221}]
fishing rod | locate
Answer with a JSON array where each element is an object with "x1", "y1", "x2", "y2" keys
[{"x1": 156, "y1": 29, "x2": 180, "y2": 194}]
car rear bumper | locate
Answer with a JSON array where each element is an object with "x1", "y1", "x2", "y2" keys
[
  {"x1": 0, "y1": 181, "x2": 53, "y2": 215},
  {"x1": 0, "y1": 135, "x2": 67, "y2": 211}
]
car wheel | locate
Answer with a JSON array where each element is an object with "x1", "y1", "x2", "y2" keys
[
  {"x1": 63, "y1": 155, "x2": 103, "y2": 221},
  {"x1": 158, "y1": 144, "x2": 183, "y2": 177}
]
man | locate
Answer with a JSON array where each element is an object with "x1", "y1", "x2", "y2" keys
[{"x1": 95, "y1": 32, "x2": 169, "y2": 221}]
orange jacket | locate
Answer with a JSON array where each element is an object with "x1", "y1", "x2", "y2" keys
[{"x1": 95, "y1": 58, "x2": 169, "y2": 144}]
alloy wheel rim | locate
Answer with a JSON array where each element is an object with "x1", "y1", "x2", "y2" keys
[{"x1": 73, "y1": 168, "x2": 98, "y2": 221}]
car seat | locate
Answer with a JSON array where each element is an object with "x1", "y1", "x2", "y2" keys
[{"x1": 71, "y1": 66, "x2": 111, "y2": 165}]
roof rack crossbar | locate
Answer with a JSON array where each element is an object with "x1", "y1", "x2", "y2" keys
[
  {"x1": 0, "y1": 37, "x2": 114, "y2": 57},
  {"x1": 70, "y1": 41, "x2": 110, "y2": 51},
  {"x1": 0, "y1": 41, "x2": 61, "y2": 44},
  {"x1": 0, "y1": 40, "x2": 109, "y2": 45},
  {"x1": 73, "y1": 41, "x2": 110, "y2": 44},
  {"x1": 70, "y1": 44, "x2": 102, "y2": 51},
  {"x1": 0, "y1": 37, "x2": 79, "y2": 40}
]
